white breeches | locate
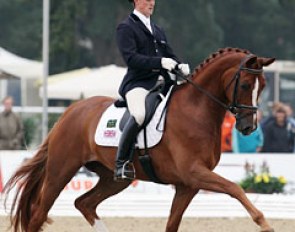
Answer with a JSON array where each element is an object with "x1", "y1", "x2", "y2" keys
[{"x1": 125, "y1": 87, "x2": 149, "y2": 126}]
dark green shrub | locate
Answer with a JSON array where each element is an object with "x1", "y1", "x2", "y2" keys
[{"x1": 23, "y1": 117, "x2": 36, "y2": 147}]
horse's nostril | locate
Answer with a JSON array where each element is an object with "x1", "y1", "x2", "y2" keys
[{"x1": 241, "y1": 127, "x2": 252, "y2": 135}]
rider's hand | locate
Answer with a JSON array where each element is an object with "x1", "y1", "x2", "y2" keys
[
  {"x1": 169, "y1": 73, "x2": 176, "y2": 81},
  {"x1": 169, "y1": 71, "x2": 186, "y2": 85},
  {"x1": 178, "y1": 63, "x2": 190, "y2": 75},
  {"x1": 161, "y1": 58, "x2": 178, "y2": 71}
]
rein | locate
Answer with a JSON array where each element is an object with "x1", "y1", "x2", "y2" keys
[
  {"x1": 174, "y1": 54, "x2": 263, "y2": 115},
  {"x1": 174, "y1": 69, "x2": 229, "y2": 109}
]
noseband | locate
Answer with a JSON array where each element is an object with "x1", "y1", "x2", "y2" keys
[{"x1": 174, "y1": 54, "x2": 263, "y2": 115}]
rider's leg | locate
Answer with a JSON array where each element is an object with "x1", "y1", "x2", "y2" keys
[{"x1": 114, "y1": 87, "x2": 149, "y2": 181}]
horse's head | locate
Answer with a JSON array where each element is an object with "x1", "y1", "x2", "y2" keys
[{"x1": 223, "y1": 54, "x2": 275, "y2": 135}]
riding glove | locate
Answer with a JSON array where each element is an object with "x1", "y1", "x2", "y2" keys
[
  {"x1": 161, "y1": 58, "x2": 178, "y2": 71},
  {"x1": 169, "y1": 70, "x2": 186, "y2": 85},
  {"x1": 178, "y1": 63, "x2": 190, "y2": 76}
]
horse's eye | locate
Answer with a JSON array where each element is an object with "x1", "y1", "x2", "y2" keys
[{"x1": 240, "y1": 83, "x2": 250, "y2": 91}]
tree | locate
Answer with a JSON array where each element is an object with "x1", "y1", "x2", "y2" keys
[
  {"x1": 0, "y1": 0, "x2": 42, "y2": 60},
  {"x1": 1, "y1": 0, "x2": 294, "y2": 74},
  {"x1": 48, "y1": 0, "x2": 224, "y2": 72},
  {"x1": 49, "y1": 0, "x2": 94, "y2": 74},
  {"x1": 80, "y1": 0, "x2": 130, "y2": 66},
  {"x1": 211, "y1": 0, "x2": 295, "y2": 59},
  {"x1": 155, "y1": 0, "x2": 224, "y2": 67}
]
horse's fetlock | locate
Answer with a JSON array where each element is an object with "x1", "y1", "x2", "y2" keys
[{"x1": 253, "y1": 211, "x2": 264, "y2": 224}]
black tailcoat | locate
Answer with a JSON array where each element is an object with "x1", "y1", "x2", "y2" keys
[{"x1": 116, "y1": 13, "x2": 180, "y2": 98}]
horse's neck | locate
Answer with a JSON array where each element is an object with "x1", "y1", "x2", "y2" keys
[
  {"x1": 171, "y1": 53, "x2": 244, "y2": 135},
  {"x1": 171, "y1": 56, "x2": 239, "y2": 132},
  {"x1": 190, "y1": 54, "x2": 242, "y2": 111},
  {"x1": 188, "y1": 69, "x2": 228, "y2": 114},
  {"x1": 171, "y1": 84, "x2": 226, "y2": 137}
]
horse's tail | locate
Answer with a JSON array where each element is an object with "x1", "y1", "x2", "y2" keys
[{"x1": 3, "y1": 135, "x2": 50, "y2": 232}]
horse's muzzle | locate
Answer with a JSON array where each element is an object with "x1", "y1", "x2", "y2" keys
[
  {"x1": 235, "y1": 113, "x2": 257, "y2": 135},
  {"x1": 240, "y1": 126, "x2": 254, "y2": 135}
]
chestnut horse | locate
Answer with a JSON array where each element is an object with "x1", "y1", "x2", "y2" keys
[{"x1": 4, "y1": 48, "x2": 275, "y2": 232}]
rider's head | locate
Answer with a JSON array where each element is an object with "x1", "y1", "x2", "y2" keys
[{"x1": 129, "y1": 0, "x2": 155, "y2": 18}]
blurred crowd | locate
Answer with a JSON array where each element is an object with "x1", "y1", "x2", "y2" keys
[{"x1": 221, "y1": 102, "x2": 295, "y2": 154}]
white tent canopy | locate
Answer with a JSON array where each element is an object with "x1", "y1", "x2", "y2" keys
[
  {"x1": 0, "y1": 47, "x2": 43, "y2": 79},
  {"x1": 39, "y1": 65, "x2": 126, "y2": 100}
]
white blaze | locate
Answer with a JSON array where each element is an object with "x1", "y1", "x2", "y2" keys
[{"x1": 252, "y1": 78, "x2": 259, "y2": 124}]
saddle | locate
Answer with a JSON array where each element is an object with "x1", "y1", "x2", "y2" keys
[{"x1": 115, "y1": 79, "x2": 167, "y2": 132}]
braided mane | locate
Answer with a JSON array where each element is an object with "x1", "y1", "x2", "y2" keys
[{"x1": 194, "y1": 47, "x2": 251, "y2": 74}]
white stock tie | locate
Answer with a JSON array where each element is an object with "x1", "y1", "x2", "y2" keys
[{"x1": 146, "y1": 21, "x2": 153, "y2": 34}]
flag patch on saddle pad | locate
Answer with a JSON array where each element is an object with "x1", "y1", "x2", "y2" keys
[
  {"x1": 106, "y1": 119, "x2": 117, "y2": 128},
  {"x1": 103, "y1": 129, "x2": 116, "y2": 138},
  {"x1": 94, "y1": 89, "x2": 172, "y2": 149}
]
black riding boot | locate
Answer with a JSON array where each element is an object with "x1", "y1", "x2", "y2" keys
[{"x1": 114, "y1": 116, "x2": 139, "y2": 181}]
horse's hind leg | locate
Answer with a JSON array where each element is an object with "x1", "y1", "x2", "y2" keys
[
  {"x1": 166, "y1": 185, "x2": 198, "y2": 232},
  {"x1": 27, "y1": 157, "x2": 81, "y2": 232},
  {"x1": 74, "y1": 162, "x2": 130, "y2": 231},
  {"x1": 188, "y1": 167, "x2": 274, "y2": 232}
]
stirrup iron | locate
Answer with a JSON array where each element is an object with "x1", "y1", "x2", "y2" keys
[{"x1": 121, "y1": 160, "x2": 135, "y2": 179}]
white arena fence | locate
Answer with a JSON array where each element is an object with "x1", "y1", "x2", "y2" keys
[{"x1": 0, "y1": 151, "x2": 295, "y2": 218}]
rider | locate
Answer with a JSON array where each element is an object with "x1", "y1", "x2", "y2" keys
[{"x1": 114, "y1": 0, "x2": 190, "y2": 181}]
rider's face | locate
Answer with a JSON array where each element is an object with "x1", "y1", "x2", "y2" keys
[{"x1": 134, "y1": 0, "x2": 155, "y2": 17}]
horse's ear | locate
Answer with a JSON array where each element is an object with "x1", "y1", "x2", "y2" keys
[
  {"x1": 245, "y1": 56, "x2": 257, "y2": 67},
  {"x1": 259, "y1": 57, "x2": 276, "y2": 67}
]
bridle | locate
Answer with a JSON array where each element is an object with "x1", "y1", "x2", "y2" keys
[
  {"x1": 174, "y1": 54, "x2": 263, "y2": 116},
  {"x1": 225, "y1": 54, "x2": 263, "y2": 115}
]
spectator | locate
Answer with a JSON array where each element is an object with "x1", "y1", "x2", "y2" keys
[
  {"x1": 232, "y1": 110, "x2": 264, "y2": 153},
  {"x1": 0, "y1": 96, "x2": 24, "y2": 150},
  {"x1": 260, "y1": 102, "x2": 284, "y2": 130},
  {"x1": 284, "y1": 104, "x2": 295, "y2": 152},
  {"x1": 262, "y1": 107, "x2": 295, "y2": 153},
  {"x1": 221, "y1": 111, "x2": 236, "y2": 152}
]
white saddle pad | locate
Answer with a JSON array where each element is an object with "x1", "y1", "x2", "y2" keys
[{"x1": 95, "y1": 89, "x2": 172, "y2": 149}]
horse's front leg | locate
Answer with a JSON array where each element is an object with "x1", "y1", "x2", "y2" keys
[
  {"x1": 188, "y1": 166, "x2": 274, "y2": 232},
  {"x1": 166, "y1": 185, "x2": 198, "y2": 232}
]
